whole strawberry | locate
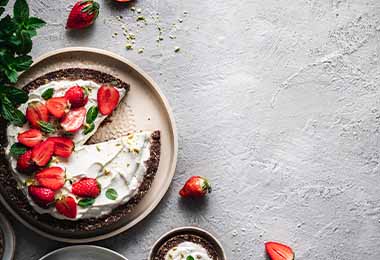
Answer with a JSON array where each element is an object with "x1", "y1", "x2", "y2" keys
[
  {"x1": 179, "y1": 176, "x2": 212, "y2": 198},
  {"x1": 66, "y1": 0, "x2": 100, "y2": 30},
  {"x1": 65, "y1": 85, "x2": 88, "y2": 108},
  {"x1": 28, "y1": 185, "x2": 55, "y2": 208},
  {"x1": 72, "y1": 178, "x2": 100, "y2": 198}
]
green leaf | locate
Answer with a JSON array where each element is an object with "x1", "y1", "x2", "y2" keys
[
  {"x1": 3, "y1": 87, "x2": 28, "y2": 104},
  {"x1": 86, "y1": 106, "x2": 98, "y2": 124},
  {"x1": 105, "y1": 188, "x2": 118, "y2": 200},
  {"x1": 186, "y1": 256, "x2": 195, "y2": 260},
  {"x1": 0, "y1": 0, "x2": 9, "y2": 7},
  {"x1": 0, "y1": 95, "x2": 25, "y2": 126},
  {"x1": 27, "y1": 17, "x2": 46, "y2": 30},
  {"x1": 12, "y1": 55, "x2": 32, "y2": 71},
  {"x1": 3, "y1": 68, "x2": 18, "y2": 83},
  {"x1": 83, "y1": 122, "x2": 95, "y2": 135},
  {"x1": 78, "y1": 198, "x2": 95, "y2": 208},
  {"x1": 10, "y1": 142, "x2": 26, "y2": 157},
  {"x1": 16, "y1": 30, "x2": 32, "y2": 54},
  {"x1": 41, "y1": 88, "x2": 54, "y2": 100},
  {"x1": 13, "y1": 0, "x2": 29, "y2": 22},
  {"x1": 0, "y1": 7, "x2": 4, "y2": 16},
  {"x1": 37, "y1": 121, "x2": 55, "y2": 133}
]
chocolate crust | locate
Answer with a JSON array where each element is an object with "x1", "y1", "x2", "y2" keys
[
  {"x1": 153, "y1": 233, "x2": 219, "y2": 260},
  {"x1": 0, "y1": 68, "x2": 161, "y2": 239}
]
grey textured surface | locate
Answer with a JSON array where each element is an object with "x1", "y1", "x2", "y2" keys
[{"x1": 3, "y1": 0, "x2": 380, "y2": 259}]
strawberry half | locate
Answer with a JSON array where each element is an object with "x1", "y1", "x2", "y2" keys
[
  {"x1": 66, "y1": 0, "x2": 100, "y2": 30},
  {"x1": 97, "y1": 85, "x2": 120, "y2": 115},
  {"x1": 17, "y1": 129, "x2": 43, "y2": 147},
  {"x1": 31, "y1": 140, "x2": 55, "y2": 167},
  {"x1": 35, "y1": 167, "x2": 65, "y2": 191},
  {"x1": 56, "y1": 196, "x2": 77, "y2": 219},
  {"x1": 47, "y1": 137, "x2": 75, "y2": 158},
  {"x1": 265, "y1": 242, "x2": 295, "y2": 260},
  {"x1": 60, "y1": 107, "x2": 86, "y2": 132},
  {"x1": 28, "y1": 185, "x2": 55, "y2": 208},
  {"x1": 72, "y1": 178, "x2": 100, "y2": 198},
  {"x1": 16, "y1": 150, "x2": 37, "y2": 174},
  {"x1": 26, "y1": 101, "x2": 49, "y2": 129},
  {"x1": 65, "y1": 86, "x2": 88, "y2": 108},
  {"x1": 46, "y1": 97, "x2": 69, "y2": 118},
  {"x1": 179, "y1": 176, "x2": 212, "y2": 198}
]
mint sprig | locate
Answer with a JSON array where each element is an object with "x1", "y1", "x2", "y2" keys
[{"x1": 0, "y1": 0, "x2": 45, "y2": 125}]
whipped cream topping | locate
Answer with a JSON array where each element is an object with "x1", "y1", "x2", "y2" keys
[
  {"x1": 5, "y1": 80, "x2": 156, "y2": 220},
  {"x1": 165, "y1": 242, "x2": 212, "y2": 260}
]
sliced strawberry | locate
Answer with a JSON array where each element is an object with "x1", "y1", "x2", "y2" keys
[
  {"x1": 17, "y1": 129, "x2": 43, "y2": 147},
  {"x1": 72, "y1": 178, "x2": 100, "y2": 198},
  {"x1": 26, "y1": 101, "x2": 49, "y2": 129},
  {"x1": 97, "y1": 85, "x2": 120, "y2": 115},
  {"x1": 60, "y1": 107, "x2": 86, "y2": 132},
  {"x1": 66, "y1": 0, "x2": 100, "y2": 30},
  {"x1": 16, "y1": 150, "x2": 37, "y2": 174},
  {"x1": 35, "y1": 167, "x2": 65, "y2": 191},
  {"x1": 47, "y1": 137, "x2": 75, "y2": 158},
  {"x1": 55, "y1": 196, "x2": 77, "y2": 219},
  {"x1": 265, "y1": 242, "x2": 295, "y2": 260},
  {"x1": 65, "y1": 85, "x2": 88, "y2": 108},
  {"x1": 31, "y1": 140, "x2": 55, "y2": 167},
  {"x1": 28, "y1": 185, "x2": 55, "y2": 208},
  {"x1": 46, "y1": 97, "x2": 69, "y2": 118}
]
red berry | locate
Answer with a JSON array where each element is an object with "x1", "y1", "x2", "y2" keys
[
  {"x1": 46, "y1": 97, "x2": 69, "y2": 118},
  {"x1": 16, "y1": 150, "x2": 37, "y2": 174},
  {"x1": 66, "y1": 0, "x2": 100, "y2": 30},
  {"x1": 265, "y1": 242, "x2": 295, "y2": 260},
  {"x1": 28, "y1": 185, "x2": 55, "y2": 208},
  {"x1": 72, "y1": 178, "x2": 100, "y2": 198},
  {"x1": 65, "y1": 86, "x2": 88, "y2": 108},
  {"x1": 179, "y1": 176, "x2": 212, "y2": 198},
  {"x1": 17, "y1": 129, "x2": 43, "y2": 147},
  {"x1": 60, "y1": 107, "x2": 86, "y2": 133},
  {"x1": 31, "y1": 140, "x2": 55, "y2": 167},
  {"x1": 97, "y1": 85, "x2": 120, "y2": 115},
  {"x1": 55, "y1": 196, "x2": 77, "y2": 219},
  {"x1": 26, "y1": 101, "x2": 49, "y2": 129},
  {"x1": 47, "y1": 137, "x2": 75, "y2": 158},
  {"x1": 35, "y1": 167, "x2": 65, "y2": 191}
]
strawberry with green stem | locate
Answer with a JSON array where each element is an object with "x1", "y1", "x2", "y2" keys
[
  {"x1": 66, "y1": 0, "x2": 100, "y2": 30},
  {"x1": 179, "y1": 176, "x2": 212, "y2": 198}
]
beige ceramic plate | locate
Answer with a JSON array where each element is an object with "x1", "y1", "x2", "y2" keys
[{"x1": 0, "y1": 47, "x2": 178, "y2": 243}]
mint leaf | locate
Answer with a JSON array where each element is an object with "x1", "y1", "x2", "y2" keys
[
  {"x1": 0, "y1": 95, "x2": 25, "y2": 126},
  {"x1": 13, "y1": 0, "x2": 29, "y2": 22},
  {"x1": 27, "y1": 17, "x2": 46, "y2": 30},
  {"x1": 41, "y1": 88, "x2": 54, "y2": 100},
  {"x1": 13, "y1": 55, "x2": 32, "y2": 71},
  {"x1": 3, "y1": 86, "x2": 28, "y2": 104},
  {"x1": 83, "y1": 122, "x2": 95, "y2": 135},
  {"x1": 105, "y1": 188, "x2": 118, "y2": 200},
  {"x1": 3, "y1": 68, "x2": 18, "y2": 83},
  {"x1": 86, "y1": 106, "x2": 98, "y2": 124},
  {"x1": 16, "y1": 30, "x2": 32, "y2": 54},
  {"x1": 37, "y1": 121, "x2": 55, "y2": 133},
  {"x1": 0, "y1": 7, "x2": 4, "y2": 16},
  {"x1": 0, "y1": 0, "x2": 9, "y2": 7},
  {"x1": 186, "y1": 256, "x2": 195, "y2": 260},
  {"x1": 78, "y1": 198, "x2": 95, "y2": 208},
  {"x1": 10, "y1": 142, "x2": 26, "y2": 157}
]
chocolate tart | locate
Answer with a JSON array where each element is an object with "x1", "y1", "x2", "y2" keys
[
  {"x1": 150, "y1": 227, "x2": 226, "y2": 260},
  {"x1": 0, "y1": 68, "x2": 161, "y2": 239}
]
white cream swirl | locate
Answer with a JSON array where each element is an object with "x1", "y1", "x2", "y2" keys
[{"x1": 165, "y1": 242, "x2": 212, "y2": 260}]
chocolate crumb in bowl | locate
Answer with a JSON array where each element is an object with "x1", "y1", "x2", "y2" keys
[{"x1": 149, "y1": 227, "x2": 226, "y2": 260}]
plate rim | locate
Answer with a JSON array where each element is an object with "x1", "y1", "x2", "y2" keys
[
  {"x1": 0, "y1": 212, "x2": 16, "y2": 260},
  {"x1": 0, "y1": 47, "x2": 178, "y2": 243},
  {"x1": 38, "y1": 245, "x2": 129, "y2": 260}
]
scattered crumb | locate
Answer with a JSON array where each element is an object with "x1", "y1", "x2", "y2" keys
[{"x1": 174, "y1": 46, "x2": 181, "y2": 53}]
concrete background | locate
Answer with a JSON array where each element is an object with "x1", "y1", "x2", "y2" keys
[{"x1": 2, "y1": 0, "x2": 380, "y2": 259}]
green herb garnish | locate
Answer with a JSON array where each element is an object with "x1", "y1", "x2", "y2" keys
[
  {"x1": 10, "y1": 142, "x2": 26, "y2": 157},
  {"x1": 78, "y1": 198, "x2": 95, "y2": 208},
  {"x1": 86, "y1": 106, "x2": 98, "y2": 124},
  {"x1": 0, "y1": 0, "x2": 46, "y2": 125},
  {"x1": 41, "y1": 88, "x2": 54, "y2": 100},
  {"x1": 37, "y1": 121, "x2": 55, "y2": 133},
  {"x1": 186, "y1": 256, "x2": 195, "y2": 260},
  {"x1": 105, "y1": 188, "x2": 118, "y2": 200},
  {"x1": 83, "y1": 122, "x2": 95, "y2": 135}
]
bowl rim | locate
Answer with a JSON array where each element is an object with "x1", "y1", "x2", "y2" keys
[{"x1": 148, "y1": 226, "x2": 227, "y2": 260}]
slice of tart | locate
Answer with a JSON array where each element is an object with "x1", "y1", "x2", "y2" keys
[{"x1": 0, "y1": 68, "x2": 160, "y2": 236}]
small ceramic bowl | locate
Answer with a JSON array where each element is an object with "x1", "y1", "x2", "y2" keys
[
  {"x1": 0, "y1": 212, "x2": 16, "y2": 260},
  {"x1": 149, "y1": 226, "x2": 227, "y2": 260}
]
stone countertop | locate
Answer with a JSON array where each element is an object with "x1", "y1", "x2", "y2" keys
[{"x1": 4, "y1": 0, "x2": 380, "y2": 259}]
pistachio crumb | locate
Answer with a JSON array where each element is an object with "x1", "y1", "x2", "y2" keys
[
  {"x1": 136, "y1": 8, "x2": 142, "y2": 13},
  {"x1": 96, "y1": 145, "x2": 101, "y2": 152},
  {"x1": 126, "y1": 44, "x2": 133, "y2": 50},
  {"x1": 138, "y1": 48, "x2": 144, "y2": 54},
  {"x1": 131, "y1": 7, "x2": 136, "y2": 11},
  {"x1": 174, "y1": 47, "x2": 181, "y2": 53}
]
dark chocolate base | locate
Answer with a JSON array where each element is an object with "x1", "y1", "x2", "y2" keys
[{"x1": 0, "y1": 68, "x2": 161, "y2": 239}]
